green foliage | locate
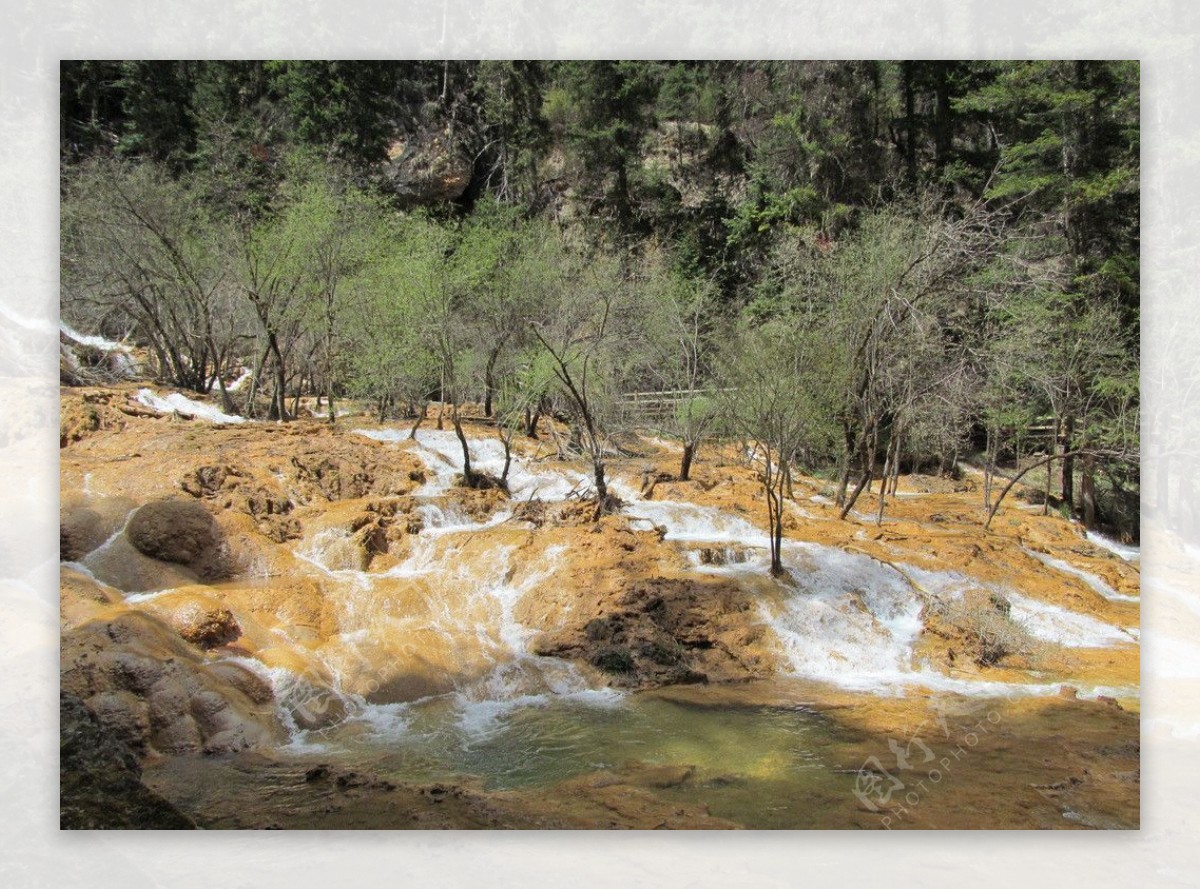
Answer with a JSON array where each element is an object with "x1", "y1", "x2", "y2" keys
[
  {"x1": 58, "y1": 59, "x2": 1139, "y2": 533},
  {"x1": 264, "y1": 61, "x2": 406, "y2": 164}
]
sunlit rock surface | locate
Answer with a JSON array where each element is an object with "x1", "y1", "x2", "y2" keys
[{"x1": 59, "y1": 384, "x2": 1140, "y2": 828}]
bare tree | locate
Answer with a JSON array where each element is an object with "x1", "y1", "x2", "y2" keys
[
  {"x1": 531, "y1": 249, "x2": 634, "y2": 513},
  {"x1": 634, "y1": 246, "x2": 722, "y2": 481},
  {"x1": 61, "y1": 158, "x2": 246, "y2": 393},
  {"x1": 818, "y1": 200, "x2": 1006, "y2": 519},
  {"x1": 716, "y1": 322, "x2": 836, "y2": 575}
]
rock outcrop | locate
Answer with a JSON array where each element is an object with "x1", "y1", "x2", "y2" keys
[
  {"x1": 60, "y1": 691, "x2": 196, "y2": 829},
  {"x1": 381, "y1": 128, "x2": 472, "y2": 207},
  {"x1": 127, "y1": 499, "x2": 224, "y2": 569},
  {"x1": 61, "y1": 568, "x2": 287, "y2": 757}
]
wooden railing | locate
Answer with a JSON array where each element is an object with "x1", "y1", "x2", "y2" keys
[{"x1": 619, "y1": 388, "x2": 732, "y2": 421}]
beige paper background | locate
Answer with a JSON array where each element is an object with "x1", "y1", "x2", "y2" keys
[{"x1": 2, "y1": 2, "x2": 1196, "y2": 885}]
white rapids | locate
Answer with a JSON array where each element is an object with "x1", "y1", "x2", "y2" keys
[
  {"x1": 1085, "y1": 529, "x2": 1141, "y2": 562},
  {"x1": 354, "y1": 428, "x2": 591, "y2": 500},
  {"x1": 277, "y1": 463, "x2": 623, "y2": 743},
  {"x1": 607, "y1": 473, "x2": 1138, "y2": 699},
  {"x1": 248, "y1": 428, "x2": 1139, "y2": 741},
  {"x1": 1023, "y1": 548, "x2": 1140, "y2": 603},
  {"x1": 136, "y1": 388, "x2": 246, "y2": 424}
]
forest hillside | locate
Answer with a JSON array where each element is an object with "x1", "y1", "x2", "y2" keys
[{"x1": 60, "y1": 60, "x2": 1140, "y2": 539}]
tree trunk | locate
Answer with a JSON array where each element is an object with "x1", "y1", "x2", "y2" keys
[
  {"x1": 983, "y1": 425, "x2": 995, "y2": 511},
  {"x1": 592, "y1": 457, "x2": 608, "y2": 503},
  {"x1": 679, "y1": 442, "x2": 695, "y2": 482},
  {"x1": 267, "y1": 331, "x2": 287, "y2": 421},
  {"x1": 1061, "y1": 415, "x2": 1075, "y2": 512},
  {"x1": 525, "y1": 406, "x2": 541, "y2": 438},
  {"x1": 408, "y1": 402, "x2": 427, "y2": 440},
  {"x1": 839, "y1": 419, "x2": 879, "y2": 520},
  {"x1": 483, "y1": 348, "x2": 499, "y2": 418},
  {"x1": 836, "y1": 450, "x2": 853, "y2": 507},
  {"x1": 1043, "y1": 455, "x2": 1053, "y2": 515},
  {"x1": 1081, "y1": 453, "x2": 1097, "y2": 528},
  {"x1": 985, "y1": 449, "x2": 1086, "y2": 529},
  {"x1": 244, "y1": 342, "x2": 270, "y2": 420},
  {"x1": 215, "y1": 368, "x2": 234, "y2": 415},
  {"x1": 839, "y1": 470, "x2": 871, "y2": 521},
  {"x1": 501, "y1": 431, "x2": 512, "y2": 485},
  {"x1": 876, "y1": 437, "x2": 891, "y2": 526},
  {"x1": 452, "y1": 405, "x2": 474, "y2": 486},
  {"x1": 889, "y1": 432, "x2": 902, "y2": 496},
  {"x1": 762, "y1": 445, "x2": 785, "y2": 576},
  {"x1": 770, "y1": 477, "x2": 784, "y2": 576}
]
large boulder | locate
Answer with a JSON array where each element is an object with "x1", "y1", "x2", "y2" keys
[
  {"x1": 77, "y1": 533, "x2": 201, "y2": 594},
  {"x1": 381, "y1": 128, "x2": 472, "y2": 207},
  {"x1": 140, "y1": 590, "x2": 242, "y2": 649},
  {"x1": 126, "y1": 498, "x2": 228, "y2": 580},
  {"x1": 61, "y1": 607, "x2": 288, "y2": 756}
]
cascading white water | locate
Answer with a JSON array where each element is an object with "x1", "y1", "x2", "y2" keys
[
  {"x1": 609, "y1": 470, "x2": 1137, "y2": 697},
  {"x1": 280, "y1": 475, "x2": 622, "y2": 743},
  {"x1": 224, "y1": 367, "x2": 253, "y2": 392},
  {"x1": 354, "y1": 428, "x2": 591, "y2": 501},
  {"x1": 623, "y1": 499, "x2": 768, "y2": 545},
  {"x1": 754, "y1": 539, "x2": 1135, "y2": 695},
  {"x1": 1085, "y1": 530, "x2": 1140, "y2": 562},
  {"x1": 295, "y1": 528, "x2": 374, "y2": 577},
  {"x1": 758, "y1": 543, "x2": 928, "y2": 689},
  {"x1": 60, "y1": 322, "x2": 131, "y2": 352},
  {"x1": 1023, "y1": 547, "x2": 1139, "y2": 602},
  {"x1": 1003, "y1": 591, "x2": 1134, "y2": 647},
  {"x1": 448, "y1": 543, "x2": 622, "y2": 736},
  {"x1": 136, "y1": 388, "x2": 246, "y2": 424},
  {"x1": 416, "y1": 502, "x2": 514, "y2": 535},
  {"x1": 265, "y1": 428, "x2": 1140, "y2": 739}
]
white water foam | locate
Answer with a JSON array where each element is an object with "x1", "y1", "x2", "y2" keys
[
  {"x1": 707, "y1": 534, "x2": 1138, "y2": 694},
  {"x1": 1023, "y1": 548, "x2": 1139, "y2": 602},
  {"x1": 416, "y1": 502, "x2": 515, "y2": 536},
  {"x1": 259, "y1": 429, "x2": 1142, "y2": 737},
  {"x1": 1004, "y1": 591, "x2": 1134, "y2": 647},
  {"x1": 606, "y1": 461, "x2": 1139, "y2": 696},
  {"x1": 280, "y1": 525, "x2": 624, "y2": 742},
  {"x1": 136, "y1": 388, "x2": 246, "y2": 424},
  {"x1": 60, "y1": 322, "x2": 132, "y2": 352},
  {"x1": 763, "y1": 543, "x2": 926, "y2": 690},
  {"x1": 1085, "y1": 529, "x2": 1141, "y2": 562},
  {"x1": 354, "y1": 427, "x2": 591, "y2": 501},
  {"x1": 623, "y1": 500, "x2": 767, "y2": 545},
  {"x1": 212, "y1": 655, "x2": 357, "y2": 751},
  {"x1": 448, "y1": 543, "x2": 624, "y2": 736},
  {"x1": 224, "y1": 367, "x2": 253, "y2": 392},
  {"x1": 295, "y1": 528, "x2": 372, "y2": 579}
]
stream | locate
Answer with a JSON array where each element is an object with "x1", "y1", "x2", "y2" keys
[{"x1": 141, "y1": 426, "x2": 1137, "y2": 828}]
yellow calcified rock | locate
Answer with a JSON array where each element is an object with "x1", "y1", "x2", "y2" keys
[{"x1": 60, "y1": 386, "x2": 1138, "y2": 767}]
